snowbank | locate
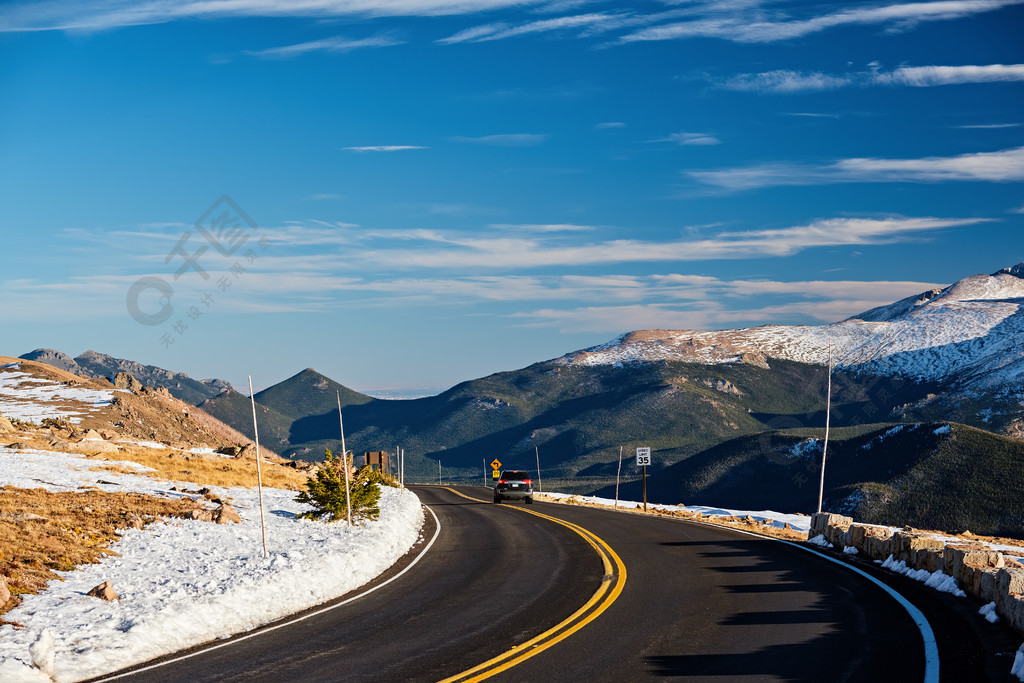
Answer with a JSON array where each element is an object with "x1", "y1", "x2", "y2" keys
[
  {"x1": 880, "y1": 555, "x2": 967, "y2": 597},
  {"x1": 538, "y1": 492, "x2": 811, "y2": 533},
  {"x1": 0, "y1": 448, "x2": 424, "y2": 682}
]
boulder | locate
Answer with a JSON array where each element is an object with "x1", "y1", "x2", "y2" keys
[
  {"x1": 86, "y1": 581, "x2": 119, "y2": 601},
  {"x1": 0, "y1": 415, "x2": 15, "y2": 434},
  {"x1": 236, "y1": 444, "x2": 257, "y2": 460},
  {"x1": 214, "y1": 504, "x2": 241, "y2": 525},
  {"x1": 0, "y1": 575, "x2": 10, "y2": 605},
  {"x1": 112, "y1": 372, "x2": 144, "y2": 392},
  {"x1": 216, "y1": 445, "x2": 242, "y2": 457},
  {"x1": 79, "y1": 429, "x2": 105, "y2": 442},
  {"x1": 187, "y1": 508, "x2": 215, "y2": 523}
]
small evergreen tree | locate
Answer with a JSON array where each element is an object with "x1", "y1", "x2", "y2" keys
[{"x1": 295, "y1": 449, "x2": 384, "y2": 523}]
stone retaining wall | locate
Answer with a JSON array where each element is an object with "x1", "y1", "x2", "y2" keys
[{"x1": 809, "y1": 512, "x2": 1024, "y2": 635}]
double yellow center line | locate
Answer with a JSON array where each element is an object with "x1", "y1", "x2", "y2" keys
[{"x1": 437, "y1": 487, "x2": 627, "y2": 683}]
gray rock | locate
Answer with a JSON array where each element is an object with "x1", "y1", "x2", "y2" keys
[{"x1": 112, "y1": 372, "x2": 144, "y2": 392}]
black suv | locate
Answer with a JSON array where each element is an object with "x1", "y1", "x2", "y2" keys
[{"x1": 493, "y1": 470, "x2": 534, "y2": 504}]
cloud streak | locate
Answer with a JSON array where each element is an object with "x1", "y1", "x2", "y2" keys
[
  {"x1": 350, "y1": 216, "x2": 986, "y2": 269},
  {"x1": 343, "y1": 145, "x2": 428, "y2": 152},
  {"x1": 721, "y1": 64, "x2": 1024, "y2": 93},
  {"x1": 451, "y1": 133, "x2": 547, "y2": 146},
  {"x1": 618, "y1": 0, "x2": 1024, "y2": 45},
  {"x1": 652, "y1": 132, "x2": 722, "y2": 146},
  {"x1": 246, "y1": 35, "x2": 402, "y2": 58},
  {"x1": 688, "y1": 146, "x2": 1024, "y2": 190}
]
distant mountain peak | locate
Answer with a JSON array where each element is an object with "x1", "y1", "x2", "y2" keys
[
  {"x1": 562, "y1": 262, "x2": 1024, "y2": 392},
  {"x1": 997, "y1": 261, "x2": 1024, "y2": 278}
]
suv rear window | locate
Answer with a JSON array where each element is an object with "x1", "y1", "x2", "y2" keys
[{"x1": 502, "y1": 471, "x2": 530, "y2": 480}]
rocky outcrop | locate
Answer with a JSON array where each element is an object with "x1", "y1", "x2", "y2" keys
[
  {"x1": 112, "y1": 372, "x2": 144, "y2": 393},
  {"x1": 0, "y1": 414, "x2": 15, "y2": 434},
  {"x1": 0, "y1": 575, "x2": 10, "y2": 605}
]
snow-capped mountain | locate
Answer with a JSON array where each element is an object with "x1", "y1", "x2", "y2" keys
[{"x1": 564, "y1": 262, "x2": 1024, "y2": 393}]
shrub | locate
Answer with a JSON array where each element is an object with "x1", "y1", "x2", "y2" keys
[{"x1": 295, "y1": 449, "x2": 383, "y2": 523}]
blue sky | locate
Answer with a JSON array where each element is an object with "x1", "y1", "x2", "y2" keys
[{"x1": 1, "y1": 0, "x2": 1022, "y2": 395}]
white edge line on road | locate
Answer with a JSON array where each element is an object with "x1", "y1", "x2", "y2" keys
[
  {"x1": 661, "y1": 514, "x2": 941, "y2": 683},
  {"x1": 95, "y1": 504, "x2": 442, "y2": 682}
]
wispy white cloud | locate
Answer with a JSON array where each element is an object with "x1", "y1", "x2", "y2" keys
[
  {"x1": 723, "y1": 70, "x2": 852, "y2": 93},
  {"x1": 489, "y1": 223, "x2": 596, "y2": 232},
  {"x1": 652, "y1": 132, "x2": 722, "y2": 146},
  {"x1": 876, "y1": 63, "x2": 1024, "y2": 86},
  {"x1": 594, "y1": 121, "x2": 626, "y2": 129},
  {"x1": 246, "y1": 35, "x2": 402, "y2": 58},
  {"x1": 721, "y1": 63, "x2": 1024, "y2": 93},
  {"x1": 342, "y1": 145, "x2": 428, "y2": 152},
  {"x1": 0, "y1": 0, "x2": 554, "y2": 33},
  {"x1": 618, "y1": 0, "x2": 1024, "y2": 45},
  {"x1": 688, "y1": 146, "x2": 1024, "y2": 190},
  {"x1": 782, "y1": 112, "x2": 841, "y2": 119},
  {"x1": 438, "y1": 12, "x2": 627, "y2": 43},
  {"x1": 350, "y1": 216, "x2": 986, "y2": 269},
  {"x1": 451, "y1": 133, "x2": 547, "y2": 146},
  {"x1": 955, "y1": 123, "x2": 1020, "y2": 129}
]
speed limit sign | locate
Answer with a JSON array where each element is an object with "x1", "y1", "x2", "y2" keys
[{"x1": 636, "y1": 447, "x2": 651, "y2": 467}]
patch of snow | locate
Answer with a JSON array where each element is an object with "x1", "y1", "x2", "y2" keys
[
  {"x1": 788, "y1": 439, "x2": 822, "y2": 458},
  {"x1": 0, "y1": 369, "x2": 115, "y2": 425},
  {"x1": 843, "y1": 546, "x2": 859, "y2": 555},
  {"x1": 538, "y1": 492, "x2": 811, "y2": 533},
  {"x1": 933, "y1": 424, "x2": 951, "y2": 435},
  {"x1": 0, "y1": 447, "x2": 424, "y2": 682},
  {"x1": 881, "y1": 555, "x2": 966, "y2": 597},
  {"x1": 1013, "y1": 642, "x2": 1024, "y2": 681},
  {"x1": 979, "y1": 601, "x2": 1000, "y2": 624},
  {"x1": 807, "y1": 535, "x2": 831, "y2": 547}
]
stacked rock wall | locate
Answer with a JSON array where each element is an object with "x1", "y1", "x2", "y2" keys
[{"x1": 809, "y1": 512, "x2": 1024, "y2": 635}]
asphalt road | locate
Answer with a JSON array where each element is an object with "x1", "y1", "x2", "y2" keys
[{"x1": 98, "y1": 485, "x2": 1019, "y2": 682}]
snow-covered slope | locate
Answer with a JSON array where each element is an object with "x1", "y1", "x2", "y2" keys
[{"x1": 563, "y1": 263, "x2": 1024, "y2": 392}]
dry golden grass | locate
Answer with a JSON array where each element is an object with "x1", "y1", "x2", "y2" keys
[
  {"x1": 89, "y1": 446, "x2": 308, "y2": 491},
  {"x1": 0, "y1": 487, "x2": 198, "y2": 620}
]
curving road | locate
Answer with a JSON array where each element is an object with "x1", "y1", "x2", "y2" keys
[{"x1": 96, "y1": 485, "x2": 1017, "y2": 682}]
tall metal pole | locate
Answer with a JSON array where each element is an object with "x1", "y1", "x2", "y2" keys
[
  {"x1": 642, "y1": 465, "x2": 647, "y2": 513},
  {"x1": 438, "y1": 460, "x2": 442, "y2": 486},
  {"x1": 337, "y1": 392, "x2": 352, "y2": 525},
  {"x1": 615, "y1": 445, "x2": 623, "y2": 509},
  {"x1": 817, "y1": 339, "x2": 833, "y2": 514},
  {"x1": 535, "y1": 445, "x2": 542, "y2": 493},
  {"x1": 248, "y1": 376, "x2": 268, "y2": 558},
  {"x1": 400, "y1": 447, "x2": 404, "y2": 490}
]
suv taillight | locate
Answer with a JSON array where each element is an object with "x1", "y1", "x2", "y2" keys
[
  {"x1": 523, "y1": 479, "x2": 531, "y2": 485},
  {"x1": 498, "y1": 479, "x2": 507, "y2": 484}
]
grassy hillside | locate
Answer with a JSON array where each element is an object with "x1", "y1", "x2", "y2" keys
[
  {"x1": 253, "y1": 368, "x2": 374, "y2": 421},
  {"x1": 198, "y1": 389, "x2": 295, "y2": 454},
  {"x1": 596, "y1": 422, "x2": 1024, "y2": 538},
  {"x1": 265, "y1": 358, "x2": 933, "y2": 481}
]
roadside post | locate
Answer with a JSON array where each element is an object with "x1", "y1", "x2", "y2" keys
[
  {"x1": 491, "y1": 458, "x2": 502, "y2": 481},
  {"x1": 535, "y1": 446, "x2": 542, "y2": 494},
  {"x1": 248, "y1": 376, "x2": 269, "y2": 558},
  {"x1": 615, "y1": 445, "x2": 623, "y2": 509},
  {"x1": 636, "y1": 447, "x2": 651, "y2": 512}
]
